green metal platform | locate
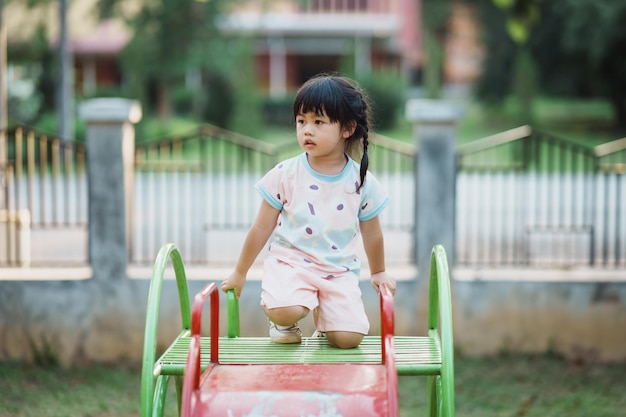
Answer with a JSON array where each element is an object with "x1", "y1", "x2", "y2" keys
[{"x1": 156, "y1": 334, "x2": 442, "y2": 376}]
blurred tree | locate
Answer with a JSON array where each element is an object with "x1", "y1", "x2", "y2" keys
[
  {"x1": 217, "y1": 36, "x2": 263, "y2": 135},
  {"x1": 495, "y1": 0, "x2": 540, "y2": 124},
  {"x1": 475, "y1": 0, "x2": 626, "y2": 128},
  {"x1": 492, "y1": 0, "x2": 539, "y2": 44},
  {"x1": 556, "y1": 0, "x2": 626, "y2": 127},
  {"x1": 120, "y1": 0, "x2": 229, "y2": 119},
  {"x1": 57, "y1": 0, "x2": 72, "y2": 140},
  {"x1": 473, "y1": 0, "x2": 516, "y2": 104},
  {"x1": 0, "y1": 0, "x2": 7, "y2": 131},
  {"x1": 421, "y1": 0, "x2": 453, "y2": 99},
  {"x1": 0, "y1": 0, "x2": 70, "y2": 136},
  {"x1": 1, "y1": 0, "x2": 50, "y2": 127}
]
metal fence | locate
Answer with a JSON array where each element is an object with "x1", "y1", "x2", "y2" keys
[
  {"x1": 0, "y1": 127, "x2": 87, "y2": 266},
  {"x1": 130, "y1": 125, "x2": 416, "y2": 265},
  {"x1": 456, "y1": 126, "x2": 626, "y2": 268},
  {"x1": 1, "y1": 122, "x2": 623, "y2": 270}
]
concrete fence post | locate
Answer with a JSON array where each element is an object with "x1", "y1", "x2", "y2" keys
[
  {"x1": 79, "y1": 98, "x2": 141, "y2": 281},
  {"x1": 406, "y1": 99, "x2": 463, "y2": 279}
]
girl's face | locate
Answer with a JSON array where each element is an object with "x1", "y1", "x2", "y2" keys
[{"x1": 295, "y1": 110, "x2": 352, "y2": 160}]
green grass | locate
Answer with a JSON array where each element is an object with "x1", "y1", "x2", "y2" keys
[
  {"x1": 377, "y1": 96, "x2": 622, "y2": 147},
  {"x1": 1, "y1": 354, "x2": 625, "y2": 417},
  {"x1": 128, "y1": 95, "x2": 622, "y2": 152}
]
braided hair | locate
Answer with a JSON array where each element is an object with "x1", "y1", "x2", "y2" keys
[{"x1": 293, "y1": 74, "x2": 372, "y2": 191}]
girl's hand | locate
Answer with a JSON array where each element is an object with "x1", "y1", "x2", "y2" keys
[
  {"x1": 370, "y1": 271, "x2": 396, "y2": 295},
  {"x1": 221, "y1": 271, "x2": 246, "y2": 298}
]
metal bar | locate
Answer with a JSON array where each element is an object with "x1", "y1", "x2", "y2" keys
[
  {"x1": 39, "y1": 135, "x2": 47, "y2": 225},
  {"x1": 4, "y1": 164, "x2": 12, "y2": 264},
  {"x1": 64, "y1": 144, "x2": 71, "y2": 224},
  {"x1": 14, "y1": 128, "x2": 22, "y2": 210},
  {"x1": 571, "y1": 148, "x2": 578, "y2": 227},
  {"x1": 558, "y1": 143, "x2": 566, "y2": 263},
  {"x1": 457, "y1": 125, "x2": 532, "y2": 156},
  {"x1": 76, "y1": 147, "x2": 85, "y2": 225},
  {"x1": 27, "y1": 131, "x2": 34, "y2": 221},
  {"x1": 595, "y1": 137, "x2": 626, "y2": 157},
  {"x1": 616, "y1": 173, "x2": 621, "y2": 266},
  {"x1": 603, "y1": 172, "x2": 609, "y2": 267},
  {"x1": 51, "y1": 138, "x2": 60, "y2": 225},
  {"x1": 588, "y1": 155, "x2": 596, "y2": 266},
  {"x1": 532, "y1": 135, "x2": 540, "y2": 265}
]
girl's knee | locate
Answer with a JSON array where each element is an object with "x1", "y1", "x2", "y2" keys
[
  {"x1": 264, "y1": 305, "x2": 309, "y2": 326},
  {"x1": 326, "y1": 331, "x2": 364, "y2": 349}
]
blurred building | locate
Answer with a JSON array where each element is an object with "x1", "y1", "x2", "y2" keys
[
  {"x1": 218, "y1": 0, "x2": 420, "y2": 97},
  {"x1": 4, "y1": 0, "x2": 482, "y2": 99}
]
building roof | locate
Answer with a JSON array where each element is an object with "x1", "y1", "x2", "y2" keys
[{"x1": 69, "y1": 19, "x2": 131, "y2": 55}]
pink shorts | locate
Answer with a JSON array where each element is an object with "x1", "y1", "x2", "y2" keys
[{"x1": 260, "y1": 256, "x2": 370, "y2": 335}]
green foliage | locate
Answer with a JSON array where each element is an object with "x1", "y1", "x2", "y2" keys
[
  {"x1": 357, "y1": 70, "x2": 407, "y2": 131},
  {"x1": 422, "y1": 0, "x2": 453, "y2": 33},
  {"x1": 8, "y1": 94, "x2": 41, "y2": 125},
  {"x1": 134, "y1": 116, "x2": 198, "y2": 143},
  {"x1": 221, "y1": 37, "x2": 264, "y2": 136},
  {"x1": 421, "y1": 0, "x2": 453, "y2": 98},
  {"x1": 474, "y1": 0, "x2": 517, "y2": 104},
  {"x1": 200, "y1": 71, "x2": 235, "y2": 128},
  {"x1": 27, "y1": 334, "x2": 59, "y2": 367},
  {"x1": 477, "y1": 0, "x2": 626, "y2": 128},
  {"x1": 555, "y1": 0, "x2": 626, "y2": 126},
  {"x1": 511, "y1": 47, "x2": 537, "y2": 124},
  {"x1": 96, "y1": 0, "x2": 119, "y2": 19},
  {"x1": 120, "y1": 0, "x2": 225, "y2": 115},
  {"x1": 424, "y1": 32, "x2": 444, "y2": 99},
  {"x1": 6, "y1": 24, "x2": 55, "y2": 120},
  {"x1": 34, "y1": 112, "x2": 86, "y2": 143},
  {"x1": 81, "y1": 86, "x2": 132, "y2": 100},
  {"x1": 493, "y1": 0, "x2": 541, "y2": 44},
  {"x1": 172, "y1": 86, "x2": 194, "y2": 115},
  {"x1": 261, "y1": 95, "x2": 295, "y2": 127}
]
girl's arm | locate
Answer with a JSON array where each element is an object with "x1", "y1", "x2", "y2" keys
[
  {"x1": 360, "y1": 215, "x2": 396, "y2": 295},
  {"x1": 221, "y1": 200, "x2": 280, "y2": 297}
]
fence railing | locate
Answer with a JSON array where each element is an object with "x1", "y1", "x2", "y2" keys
[
  {"x1": 457, "y1": 126, "x2": 626, "y2": 268},
  {"x1": 130, "y1": 125, "x2": 416, "y2": 265},
  {"x1": 300, "y1": 0, "x2": 396, "y2": 13},
  {"x1": 132, "y1": 125, "x2": 297, "y2": 265},
  {"x1": 2, "y1": 122, "x2": 624, "y2": 270},
  {"x1": 0, "y1": 126, "x2": 87, "y2": 266}
]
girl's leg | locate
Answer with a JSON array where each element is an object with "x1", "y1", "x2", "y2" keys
[
  {"x1": 264, "y1": 305, "x2": 309, "y2": 344},
  {"x1": 325, "y1": 331, "x2": 364, "y2": 349},
  {"x1": 263, "y1": 305, "x2": 309, "y2": 326}
]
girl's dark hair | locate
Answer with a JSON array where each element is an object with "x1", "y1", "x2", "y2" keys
[{"x1": 293, "y1": 74, "x2": 372, "y2": 191}]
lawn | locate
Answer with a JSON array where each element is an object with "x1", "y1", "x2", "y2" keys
[
  {"x1": 132, "y1": 95, "x2": 621, "y2": 148},
  {"x1": 1, "y1": 354, "x2": 625, "y2": 417}
]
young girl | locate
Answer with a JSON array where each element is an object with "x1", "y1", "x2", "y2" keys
[{"x1": 221, "y1": 74, "x2": 396, "y2": 349}]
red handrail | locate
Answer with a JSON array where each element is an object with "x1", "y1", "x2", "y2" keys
[
  {"x1": 181, "y1": 282, "x2": 220, "y2": 417},
  {"x1": 191, "y1": 282, "x2": 220, "y2": 363},
  {"x1": 180, "y1": 335, "x2": 200, "y2": 417},
  {"x1": 379, "y1": 282, "x2": 399, "y2": 417}
]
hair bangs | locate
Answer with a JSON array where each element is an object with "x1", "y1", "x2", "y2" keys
[{"x1": 293, "y1": 77, "x2": 348, "y2": 124}]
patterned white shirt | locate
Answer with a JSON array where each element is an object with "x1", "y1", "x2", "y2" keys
[{"x1": 255, "y1": 153, "x2": 390, "y2": 278}]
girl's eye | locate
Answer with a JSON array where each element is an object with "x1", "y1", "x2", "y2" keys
[{"x1": 315, "y1": 120, "x2": 324, "y2": 124}]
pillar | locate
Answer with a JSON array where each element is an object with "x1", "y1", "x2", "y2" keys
[
  {"x1": 406, "y1": 99, "x2": 463, "y2": 278},
  {"x1": 79, "y1": 98, "x2": 141, "y2": 281}
]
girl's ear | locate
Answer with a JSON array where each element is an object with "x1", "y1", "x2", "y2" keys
[{"x1": 342, "y1": 121, "x2": 357, "y2": 139}]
